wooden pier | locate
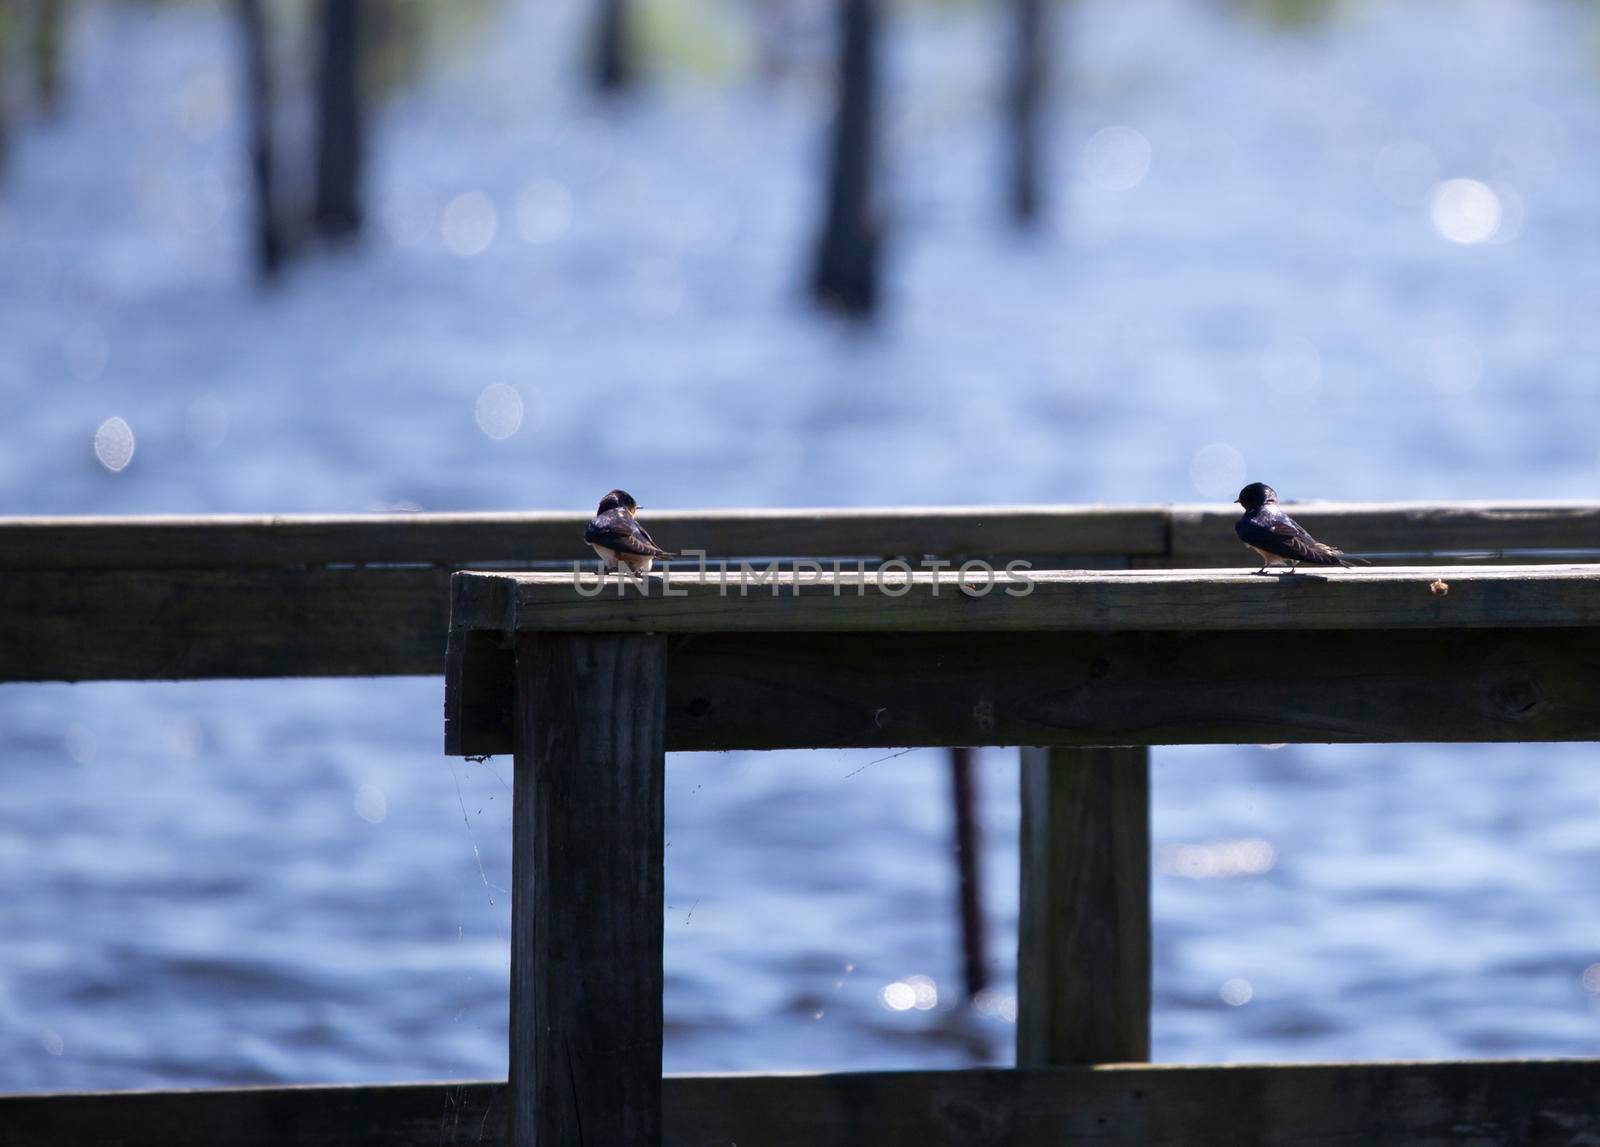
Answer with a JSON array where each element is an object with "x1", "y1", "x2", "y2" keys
[{"x1": 2, "y1": 502, "x2": 1599, "y2": 1145}]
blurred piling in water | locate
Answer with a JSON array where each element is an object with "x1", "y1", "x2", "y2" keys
[
  {"x1": 314, "y1": 0, "x2": 364, "y2": 238},
  {"x1": 1007, "y1": 0, "x2": 1048, "y2": 224},
  {"x1": 811, "y1": 0, "x2": 880, "y2": 316},
  {"x1": 591, "y1": 0, "x2": 633, "y2": 94},
  {"x1": 948, "y1": 748, "x2": 989, "y2": 1000},
  {"x1": 238, "y1": 0, "x2": 285, "y2": 279},
  {"x1": 31, "y1": 0, "x2": 61, "y2": 114},
  {"x1": 0, "y1": 0, "x2": 10, "y2": 178}
]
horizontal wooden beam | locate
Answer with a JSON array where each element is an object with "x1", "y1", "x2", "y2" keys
[
  {"x1": 2, "y1": 502, "x2": 1591, "y2": 573},
  {"x1": 10, "y1": 565, "x2": 1599, "y2": 694},
  {"x1": 457, "y1": 565, "x2": 1600, "y2": 636},
  {"x1": 1170, "y1": 500, "x2": 1600, "y2": 565},
  {"x1": 0, "y1": 568, "x2": 451, "y2": 682},
  {"x1": 448, "y1": 627, "x2": 1600, "y2": 755},
  {"x1": 4, "y1": 509, "x2": 1597, "y2": 686},
  {"x1": 0, "y1": 505, "x2": 1167, "y2": 571},
  {"x1": 2, "y1": 1060, "x2": 1595, "y2": 1146}
]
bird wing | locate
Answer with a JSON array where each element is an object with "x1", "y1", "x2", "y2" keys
[
  {"x1": 585, "y1": 511, "x2": 673, "y2": 557},
  {"x1": 1236, "y1": 509, "x2": 1348, "y2": 566},
  {"x1": 633, "y1": 521, "x2": 668, "y2": 553}
]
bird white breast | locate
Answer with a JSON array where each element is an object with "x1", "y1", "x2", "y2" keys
[{"x1": 590, "y1": 543, "x2": 621, "y2": 570}]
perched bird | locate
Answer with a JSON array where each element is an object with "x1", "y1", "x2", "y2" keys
[
  {"x1": 584, "y1": 489, "x2": 674, "y2": 576},
  {"x1": 1234, "y1": 482, "x2": 1352, "y2": 575}
]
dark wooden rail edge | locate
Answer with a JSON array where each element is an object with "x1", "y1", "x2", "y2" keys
[
  {"x1": 1, "y1": 501, "x2": 1595, "y2": 571},
  {"x1": 3, "y1": 1060, "x2": 1595, "y2": 1146},
  {"x1": 448, "y1": 626, "x2": 1600, "y2": 756},
  {"x1": 0, "y1": 506, "x2": 1168, "y2": 569},
  {"x1": 445, "y1": 564, "x2": 1600, "y2": 755},
  {"x1": 3, "y1": 505, "x2": 1597, "y2": 685},
  {"x1": 465, "y1": 565, "x2": 1600, "y2": 633}
]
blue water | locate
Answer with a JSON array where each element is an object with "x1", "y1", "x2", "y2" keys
[{"x1": 3, "y1": 0, "x2": 1600, "y2": 1092}]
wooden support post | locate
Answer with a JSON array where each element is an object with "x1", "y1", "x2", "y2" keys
[
  {"x1": 1006, "y1": 0, "x2": 1047, "y2": 224},
  {"x1": 238, "y1": 0, "x2": 284, "y2": 278},
  {"x1": 313, "y1": 0, "x2": 363, "y2": 237},
  {"x1": 811, "y1": 0, "x2": 880, "y2": 316},
  {"x1": 512, "y1": 633, "x2": 667, "y2": 1146},
  {"x1": 948, "y1": 747, "x2": 989, "y2": 998},
  {"x1": 591, "y1": 0, "x2": 632, "y2": 94},
  {"x1": 1017, "y1": 746, "x2": 1150, "y2": 1065}
]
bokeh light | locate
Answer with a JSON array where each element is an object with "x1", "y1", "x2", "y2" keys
[
  {"x1": 441, "y1": 191, "x2": 498, "y2": 257},
  {"x1": 904, "y1": 974, "x2": 938, "y2": 1010},
  {"x1": 879, "y1": 981, "x2": 916, "y2": 1011},
  {"x1": 381, "y1": 187, "x2": 437, "y2": 248},
  {"x1": 354, "y1": 784, "x2": 388, "y2": 824},
  {"x1": 93, "y1": 417, "x2": 135, "y2": 472},
  {"x1": 1259, "y1": 336, "x2": 1321, "y2": 395},
  {"x1": 1190, "y1": 443, "x2": 1247, "y2": 499},
  {"x1": 1083, "y1": 126, "x2": 1152, "y2": 191},
  {"x1": 1430, "y1": 178, "x2": 1501, "y2": 244},
  {"x1": 474, "y1": 383, "x2": 525, "y2": 440},
  {"x1": 1158, "y1": 838, "x2": 1277, "y2": 879}
]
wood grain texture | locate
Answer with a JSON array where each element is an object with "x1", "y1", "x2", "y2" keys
[
  {"x1": 0, "y1": 505, "x2": 1166, "y2": 570},
  {"x1": 0, "y1": 567, "x2": 451, "y2": 682},
  {"x1": 6, "y1": 502, "x2": 1591, "y2": 572},
  {"x1": 462, "y1": 565, "x2": 1600, "y2": 635},
  {"x1": 1017, "y1": 747, "x2": 1150, "y2": 1066},
  {"x1": 449, "y1": 627, "x2": 1600, "y2": 756},
  {"x1": 5, "y1": 1060, "x2": 1598, "y2": 1146},
  {"x1": 512, "y1": 633, "x2": 667, "y2": 1146},
  {"x1": 1170, "y1": 500, "x2": 1600, "y2": 566}
]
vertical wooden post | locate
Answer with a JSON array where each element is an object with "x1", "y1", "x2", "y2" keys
[
  {"x1": 811, "y1": 0, "x2": 880, "y2": 316},
  {"x1": 512, "y1": 633, "x2": 666, "y2": 1146},
  {"x1": 591, "y1": 0, "x2": 632, "y2": 94},
  {"x1": 238, "y1": 0, "x2": 283, "y2": 278},
  {"x1": 1006, "y1": 0, "x2": 1048, "y2": 224},
  {"x1": 949, "y1": 747, "x2": 989, "y2": 998},
  {"x1": 1016, "y1": 746, "x2": 1150, "y2": 1065},
  {"x1": 313, "y1": 0, "x2": 363, "y2": 237}
]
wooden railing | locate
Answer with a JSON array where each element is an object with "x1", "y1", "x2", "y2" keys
[
  {"x1": 3, "y1": 500, "x2": 1596, "y2": 683},
  {"x1": 2, "y1": 502, "x2": 1598, "y2": 1146}
]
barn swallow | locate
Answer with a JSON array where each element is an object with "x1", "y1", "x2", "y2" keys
[
  {"x1": 584, "y1": 489, "x2": 675, "y2": 576},
  {"x1": 1234, "y1": 482, "x2": 1352, "y2": 575}
]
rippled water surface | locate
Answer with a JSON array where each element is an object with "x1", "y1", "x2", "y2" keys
[{"x1": 3, "y1": 0, "x2": 1600, "y2": 1091}]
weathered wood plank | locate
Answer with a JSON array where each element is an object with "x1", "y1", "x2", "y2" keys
[
  {"x1": 2, "y1": 502, "x2": 1592, "y2": 572},
  {"x1": 1018, "y1": 747, "x2": 1149, "y2": 1066},
  {"x1": 0, "y1": 506, "x2": 1167, "y2": 570},
  {"x1": 511, "y1": 633, "x2": 666, "y2": 1145},
  {"x1": 0, "y1": 568, "x2": 451, "y2": 682},
  {"x1": 4, "y1": 1060, "x2": 1598, "y2": 1146},
  {"x1": 461, "y1": 566, "x2": 1600, "y2": 635},
  {"x1": 1171, "y1": 500, "x2": 1600, "y2": 566},
  {"x1": 449, "y1": 627, "x2": 1600, "y2": 756}
]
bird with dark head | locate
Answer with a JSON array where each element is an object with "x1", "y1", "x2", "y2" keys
[
  {"x1": 1234, "y1": 482, "x2": 1352, "y2": 574},
  {"x1": 584, "y1": 488, "x2": 675, "y2": 576}
]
